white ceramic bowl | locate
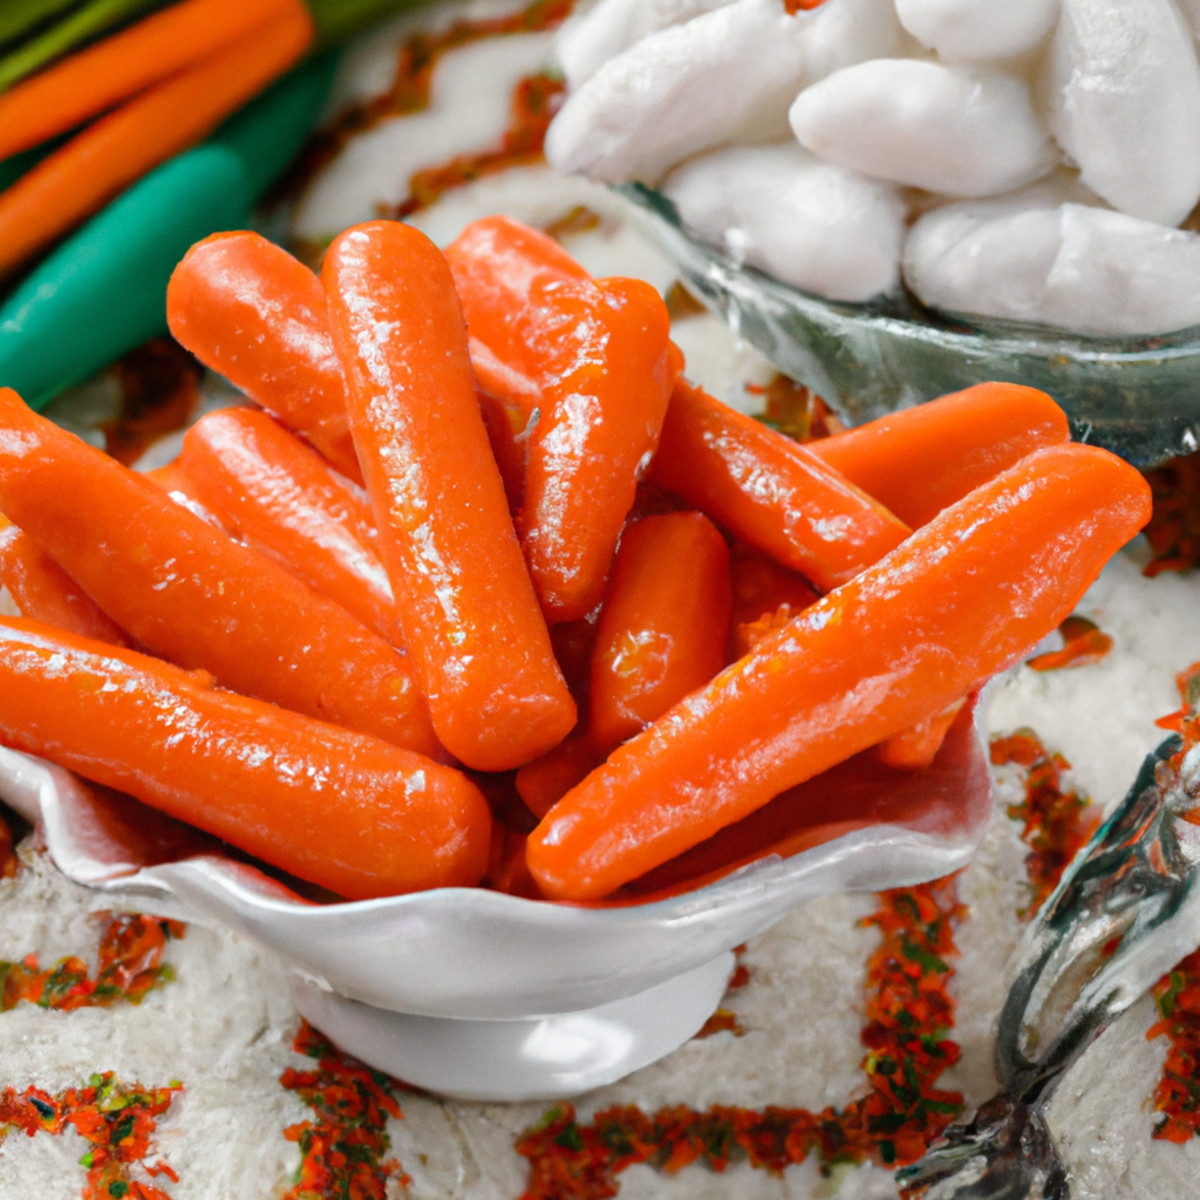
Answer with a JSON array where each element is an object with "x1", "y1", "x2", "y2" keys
[{"x1": 0, "y1": 695, "x2": 993, "y2": 1100}]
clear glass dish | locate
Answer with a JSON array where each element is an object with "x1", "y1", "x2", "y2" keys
[{"x1": 622, "y1": 184, "x2": 1200, "y2": 469}]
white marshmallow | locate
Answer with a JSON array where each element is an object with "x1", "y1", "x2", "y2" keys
[
  {"x1": 545, "y1": 0, "x2": 810, "y2": 185},
  {"x1": 799, "y1": 0, "x2": 909, "y2": 83},
  {"x1": 894, "y1": 0, "x2": 1060, "y2": 62},
  {"x1": 904, "y1": 196, "x2": 1200, "y2": 336},
  {"x1": 663, "y1": 142, "x2": 907, "y2": 301},
  {"x1": 789, "y1": 59, "x2": 1058, "y2": 197},
  {"x1": 1046, "y1": 0, "x2": 1200, "y2": 227},
  {"x1": 555, "y1": 0, "x2": 735, "y2": 90}
]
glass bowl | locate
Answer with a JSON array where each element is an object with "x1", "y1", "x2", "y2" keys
[{"x1": 622, "y1": 184, "x2": 1200, "y2": 469}]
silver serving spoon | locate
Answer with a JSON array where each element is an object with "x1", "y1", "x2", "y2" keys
[{"x1": 898, "y1": 733, "x2": 1200, "y2": 1199}]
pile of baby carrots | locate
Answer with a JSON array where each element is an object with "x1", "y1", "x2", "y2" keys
[{"x1": 0, "y1": 214, "x2": 1152, "y2": 903}]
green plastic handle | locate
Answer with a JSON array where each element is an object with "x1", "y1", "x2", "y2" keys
[{"x1": 0, "y1": 51, "x2": 337, "y2": 409}]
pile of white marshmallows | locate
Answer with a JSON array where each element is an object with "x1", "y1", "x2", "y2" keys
[{"x1": 546, "y1": 0, "x2": 1200, "y2": 337}]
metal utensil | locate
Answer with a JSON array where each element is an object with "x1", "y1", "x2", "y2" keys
[{"x1": 899, "y1": 734, "x2": 1200, "y2": 1199}]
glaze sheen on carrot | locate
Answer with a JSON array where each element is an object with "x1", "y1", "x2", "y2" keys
[
  {"x1": 0, "y1": 0, "x2": 304, "y2": 163},
  {"x1": 0, "y1": 389, "x2": 440, "y2": 758},
  {"x1": 649, "y1": 379, "x2": 912, "y2": 593},
  {"x1": 177, "y1": 407, "x2": 397, "y2": 641},
  {"x1": 0, "y1": 519, "x2": 128, "y2": 645},
  {"x1": 322, "y1": 220, "x2": 576, "y2": 772},
  {"x1": 527, "y1": 442, "x2": 1152, "y2": 900},
  {"x1": 167, "y1": 232, "x2": 360, "y2": 479},
  {"x1": 808, "y1": 382, "x2": 1072, "y2": 529},
  {"x1": 0, "y1": 616, "x2": 489, "y2": 899},
  {"x1": 589, "y1": 511, "x2": 732, "y2": 749},
  {"x1": 0, "y1": 11, "x2": 312, "y2": 278}
]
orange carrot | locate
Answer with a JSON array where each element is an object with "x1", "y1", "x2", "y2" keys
[
  {"x1": 515, "y1": 735, "x2": 601, "y2": 820},
  {"x1": 0, "y1": 9, "x2": 312, "y2": 278},
  {"x1": 0, "y1": 519, "x2": 128, "y2": 645},
  {"x1": 727, "y1": 542, "x2": 820, "y2": 658},
  {"x1": 589, "y1": 511, "x2": 732, "y2": 749},
  {"x1": 520, "y1": 278, "x2": 681, "y2": 621},
  {"x1": 322, "y1": 220, "x2": 576, "y2": 771},
  {"x1": 176, "y1": 407, "x2": 397, "y2": 641},
  {"x1": 444, "y1": 214, "x2": 591, "y2": 396},
  {"x1": 527, "y1": 442, "x2": 1151, "y2": 900},
  {"x1": 477, "y1": 387, "x2": 531, "y2": 515},
  {"x1": 0, "y1": 616, "x2": 489, "y2": 899},
  {"x1": 808, "y1": 382, "x2": 1071, "y2": 528},
  {"x1": 875, "y1": 698, "x2": 967, "y2": 771},
  {"x1": 447, "y1": 217, "x2": 681, "y2": 620},
  {"x1": 650, "y1": 379, "x2": 912, "y2": 592},
  {"x1": 0, "y1": 388, "x2": 440, "y2": 758},
  {"x1": 0, "y1": 0, "x2": 303, "y2": 164},
  {"x1": 167, "y1": 232, "x2": 360, "y2": 480}
]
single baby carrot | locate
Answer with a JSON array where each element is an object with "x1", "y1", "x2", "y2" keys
[
  {"x1": 322, "y1": 220, "x2": 576, "y2": 772},
  {"x1": 528, "y1": 441, "x2": 1152, "y2": 900},
  {"x1": 808, "y1": 382, "x2": 1072, "y2": 528},
  {"x1": 0, "y1": 389, "x2": 440, "y2": 758},
  {"x1": 176, "y1": 407, "x2": 397, "y2": 641},
  {"x1": 447, "y1": 217, "x2": 681, "y2": 620},
  {"x1": 0, "y1": 518, "x2": 129, "y2": 645},
  {"x1": 649, "y1": 379, "x2": 912, "y2": 592},
  {"x1": 0, "y1": 616, "x2": 490, "y2": 899},
  {"x1": 167, "y1": 232, "x2": 360, "y2": 479},
  {"x1": 0, "y1": 9, "x2": 312, "y2": 278},
  {"x1": 589, "y1": 511, "x2": 732, "y2": 749},
  {"x1": 520, "y1": 277, "x2": 681, "y2": 621},
  {"x1": 0, "y1": 0, "x2": 302, "y2": 163}
]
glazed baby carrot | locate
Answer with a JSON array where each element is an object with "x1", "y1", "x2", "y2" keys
[
  {"x1": 590, "y1": 511, "x2": 732, "y2": 749},
  {"x1": 0, "y1": 616, "x2": 489, "y2": 899},
  {"x1": 177, "y1": 407, "x2": 397, "y2": 641},
  {"x1": 0, "y1": 0, "x2": 303, "y2": 163},
  {"x1": 649, "y1": 379, "x2": 912, "y2": 592},
  {"x1": 808, "y1": 382, "x2": 1072, "y2": 528},
  {"x1": 0, "y1": 388, "x2": 440, "y2": 758},
  {"x1": 167, "y1": 232, "x2": 360, "y2": 479},
  {"x1": 521, "y1": 278, "x2": 681, "y2": 621},
  {"x1": 528, "y1": 441, "x2": 1152, "y2": 900},
  {"x1": 0, "y1": 9, "x2": 311, "y2": 278},
  {"x1": 323, "y1": 220, "x2": 576, "y2": 771},
  {"x1": 447, "y1": 217, "x2": 681, "y2": 620},
  {"x1": 0, "y1": 519, "x2": 129, "y2": 645}
]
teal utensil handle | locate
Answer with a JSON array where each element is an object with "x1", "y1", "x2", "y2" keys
[{"x1": 0, "y1": 51, "x2": 336, "y2": 409}]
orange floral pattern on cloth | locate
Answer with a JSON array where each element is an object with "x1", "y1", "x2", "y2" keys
[
  {"x1": 515, "y1": 877, "x2": 967, "y2": 1199},
  {"x1": 284, "y1": 0, "x2": 574, "y2": 228},
  {"x1": 279, "y1": 1020, "x2": 408, "y2": 1200},
  {"x1": 1, "y1": 913, "x2": 184, "y2": 1012},
  {"x1": 1141, "y1": 452, "x2": 1200, "y2": 577},
  {"x1": 989, "y1": 730, "x2": 1098, "y2": 916},
  {"x1": 1025, "y1": 615, "x2": 1114, "y2": 673},
  {"x1": 0, "y1": 1073, "x2": 182, "y2": 1200}
]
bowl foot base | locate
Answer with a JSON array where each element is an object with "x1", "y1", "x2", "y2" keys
[{"x1": 291, "y1": 951, "x2": 737, "y2": 1102}]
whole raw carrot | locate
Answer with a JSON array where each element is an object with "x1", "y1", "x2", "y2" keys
[
  {"x1": 0, "y1": 518, "x2": 128, "y2": 645},
  {"x1": 322, "y1": 220, "x2": 576, "y2": 771},
  {"x1": 589, "y1": 511, "x2": 732, "y2": 749},
  {"x1": 176, "y1": 407, "x2": 396, "y2": 640},
  {"x1": 528, "y1": 442, "x2": 1152, "y2": 900},
  {"x1": 649, "y1": 379, "x2": 912, "y2": 592},
  {"x1": 0, "y1": 0, "x2": 302, "y2": 163},
  {"x1": 0, "y1": 9, "x2": 311, "y2": 278},
  {"x1": 0, "y1": 616, "x2": 489, "y2": 899},
  {"x1": 167, "y1": 231, "x2": 360, "y2": 479},
  {"x1": 0, "y1": 388, "x2": 440, "y2": 758},
  {"x1": 808, "y1": 382, "x2": 1072, "y2": 528}
]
